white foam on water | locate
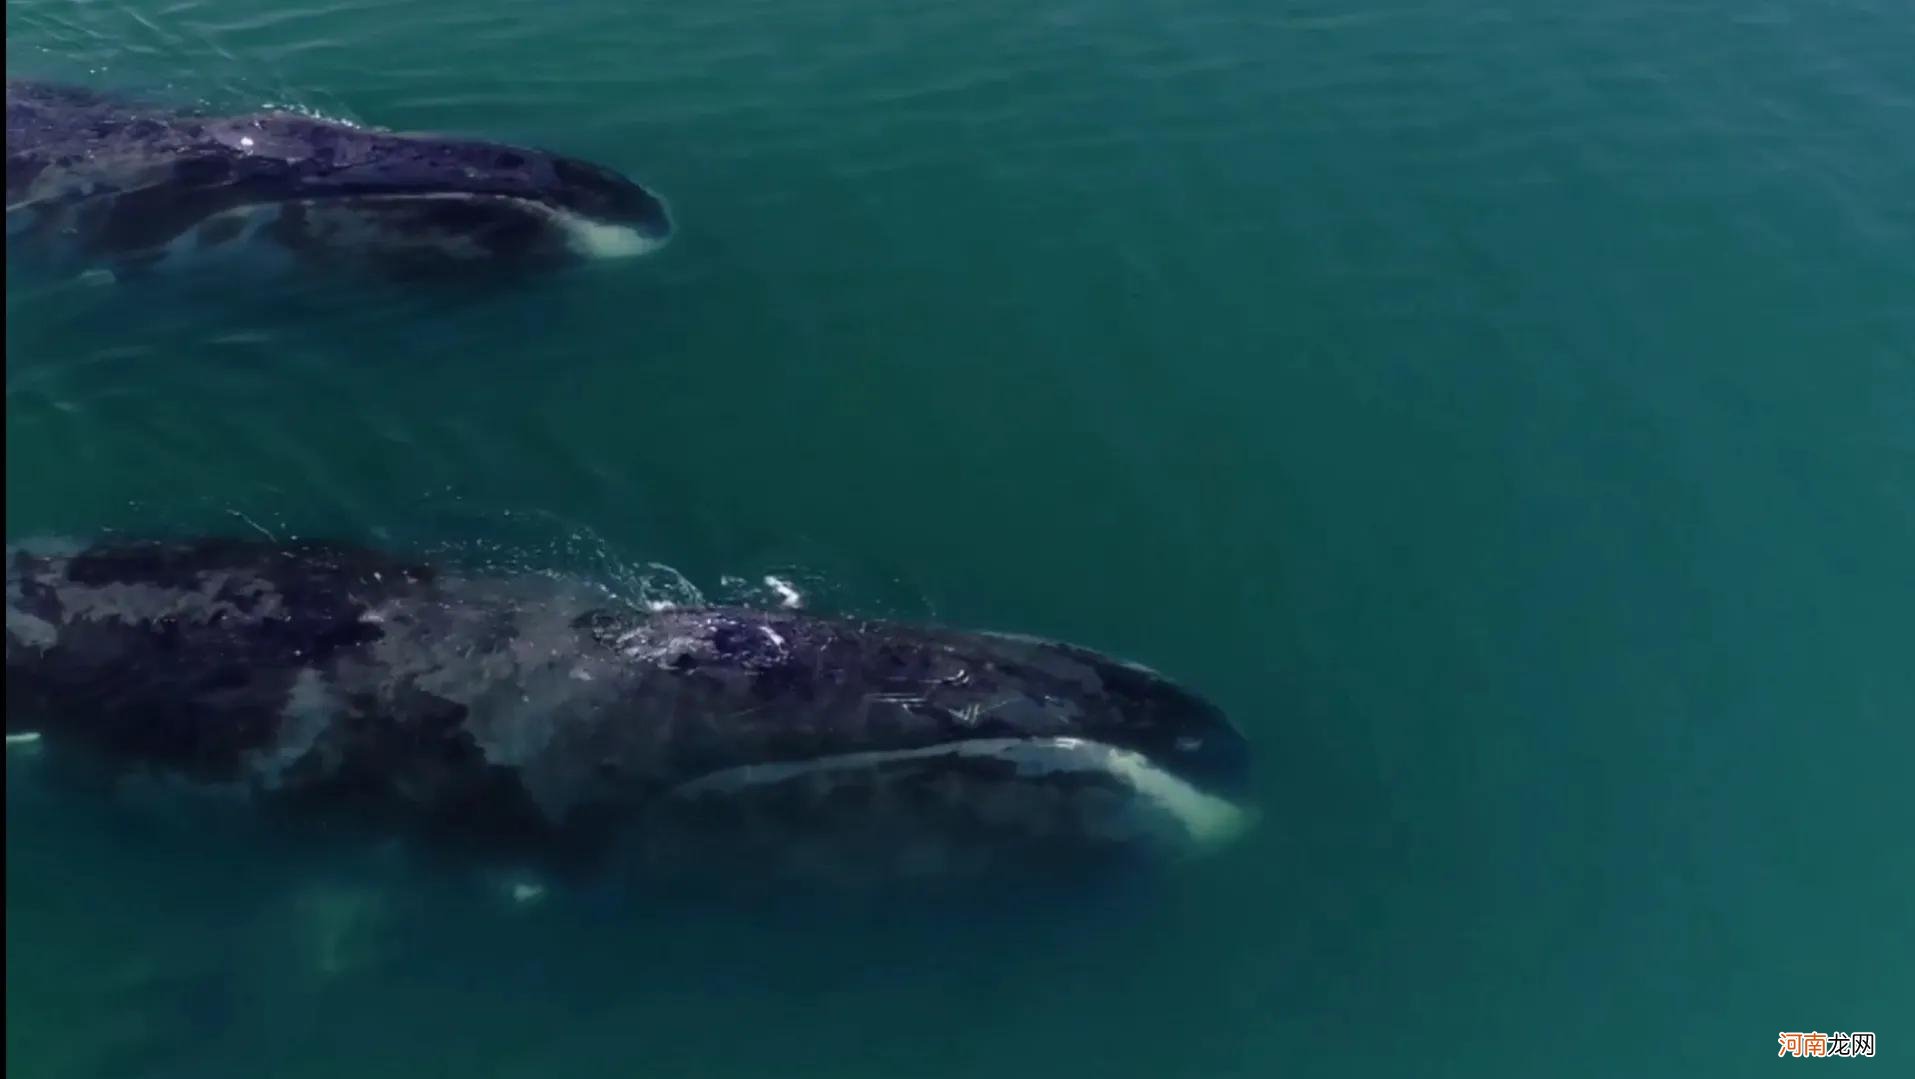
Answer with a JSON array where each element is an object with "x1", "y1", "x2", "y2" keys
[{"x1": 764, "y1": 575, "x2": 805, "y2": 609}]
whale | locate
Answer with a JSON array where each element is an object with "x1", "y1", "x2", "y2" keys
[
  {"x1": 5, "y1": 81, "x2": 672, "y2": 278},
  {"x1": 6, "y1": 538, "x2": 1253, "y2": 883}
]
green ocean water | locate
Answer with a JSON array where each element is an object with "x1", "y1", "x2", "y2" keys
[{"x1": 6, "y1": 0, "x2": 1912, "y2": 1075}]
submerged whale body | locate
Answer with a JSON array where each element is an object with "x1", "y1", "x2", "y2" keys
[
  {"x1": 6, "y1": 539, "x2": 1252, "y2": 883},
  {"x1": 5, "y1": 80, "x2": 672, "y2": 278}
]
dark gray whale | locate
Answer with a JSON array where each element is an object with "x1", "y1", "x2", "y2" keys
[
  {"x1": 6, "y1": 81, "x2": 672, "y2": 277},
  {"x1": 6, "y1": 539, "x2": 1252, "y2": 882}
]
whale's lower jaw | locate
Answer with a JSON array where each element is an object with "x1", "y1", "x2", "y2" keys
[
  {"x1": 271, "y1": 191, "x2": 671, "y2": 261},
  {"x1": 196, "y1": 193, "x2": 670, "y2": 269},
  {"x1": 7, "y1": 191, "x2": 668, "y2": 277},
  {"x1": 663, "y1": 736, "x2": 1252, "y2": 870}
]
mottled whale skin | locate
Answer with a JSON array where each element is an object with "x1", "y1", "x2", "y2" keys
[
  {"x1": 5, "y1": 80, "x2": 672, "y2": 277},
  {"x1": 6, "y1": 539, "x2": 1252, "y2": 882}
]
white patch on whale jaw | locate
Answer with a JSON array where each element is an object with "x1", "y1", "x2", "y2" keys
[
  {"x1": 552, "y1": 210, "x2": 666, "y2": 260},
  {"x1": 669, "y1": 736, "x2": 1252, "y2": 853},
  {"x1": 282, "y1": 194, "x2": 668, "y2": 262},
  {"x1": 137, "y1": 193, "x2": 666, "y2": 272}
]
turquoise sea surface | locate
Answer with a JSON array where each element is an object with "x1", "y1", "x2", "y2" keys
[{"x1": 6, "y1": 1, "x2": 1912, "y2": 1076}]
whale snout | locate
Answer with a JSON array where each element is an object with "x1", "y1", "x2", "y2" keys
[
  {"x1": 542, "y1": 158, "x2": 673, "y2": 261},
  {"x1": 548, "y1": 155, "x2": 672, "y2": 245},
  {"x1": 1045, "y1": 647, "x2": 1257, "y2": 850},
  {"x1": 1081, "y1": 652, "x2": 1254, "y2": 804}
]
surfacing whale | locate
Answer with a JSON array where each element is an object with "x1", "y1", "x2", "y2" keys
[
  {"x1": 6, "y1": 538, "x2": 1253, "y2": 884},
  {"x1": 6, "y1": 80, "x2": 672, "y2": 279}
]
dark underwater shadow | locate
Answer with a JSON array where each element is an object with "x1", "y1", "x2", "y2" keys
[
  {"x1": 4, "y1": 251, "x2": 692, "y2": 387},
  {"x1": 7, "y1": 760, "x2": 1220, "y2": 1077},
  {"x1": 6, "y1": 746, "x2": 1205, "y2": 942}
]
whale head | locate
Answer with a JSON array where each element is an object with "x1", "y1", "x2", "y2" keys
[
  {"x1": 6, "y1": 82, "x2": 674, "y2": 276},
  {"x1": 616, "y1": 611, "x2": 1257, "y2": 881},
  {"x1": 169, "y1": 113, "x2": 674, "y2": 270}
]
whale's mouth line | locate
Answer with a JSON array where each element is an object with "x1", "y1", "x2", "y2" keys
[
  {"x1": 250, "y1": 190, "x2": 669, "y2": 260},
  {"x1": 668, "y1": 736, "x2": 1252, "y2": 849},
  {"x1": 11, "y1": 190, "x2": 668, "y2": 263}
]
